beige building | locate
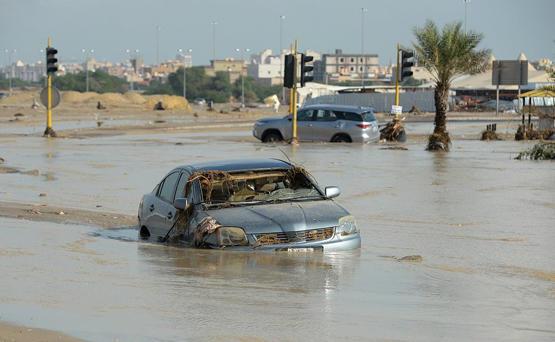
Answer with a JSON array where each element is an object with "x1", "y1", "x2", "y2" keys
[
  {"x1": 316, "y1": 49, "x2": 380, "y2": 83},
  {"x1": 204, "y1": 59, "x2": 246, "y2": 83}
]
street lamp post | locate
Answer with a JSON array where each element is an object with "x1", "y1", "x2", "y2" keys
[
  {"x1": 82, "y1": 48, "x2": 94, "y2": 92},
  {"x1": 464, "y1": 0, "x2": 471, "y2": 33},
  {"x1": 211, "y1": 21, "x2": 218, "y2": 61},
  {"x1": 178, "y1": 48, "x2": 193, "y2": 100},
  {"x1": 236, "y1": 48, "x2": 250, "y2": 108},
  {"x1": 361, "y1": 7, "x2": 368, "y2": 88},
  {"x1": 5, "y1": 49, "x2": 15, "y2": 95}
]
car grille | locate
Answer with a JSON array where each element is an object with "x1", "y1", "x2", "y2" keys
[{"x1": 253, "y1": 227, "x2": 335, "y2": 246}]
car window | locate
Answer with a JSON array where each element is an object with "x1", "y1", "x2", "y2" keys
[
  {"x1": 362, "y1": 111, "x2": 376, "y2": 122},
  {"x1": 159, "y1": 172, "x2": 180, "y2": 203},
  {"x1": 315, "y1": 109, "x2": 337, "y2": 122},
  {"x1": 174, "y1": 172, "x2": 190, "y2": 200},
  {"x1": 343, "y1": 111, "x2": 362, "y2": 122},
  {"x1": 297, "y1": 110, "x2": 313, "y2": 122}
]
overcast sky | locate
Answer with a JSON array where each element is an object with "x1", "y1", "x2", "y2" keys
[{"x1": 1, "y1": 0, "x2": 553, "y2": 66}]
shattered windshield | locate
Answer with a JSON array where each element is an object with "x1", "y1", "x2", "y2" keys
[{"x1": 189, "y1": 168, "x2": 323, "y2": 207}]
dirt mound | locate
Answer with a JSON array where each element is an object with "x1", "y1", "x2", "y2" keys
[
  {"x1": 145, "y1": 95, "x2": 190, "y2": 111},
  {"x1": 0, "y1": 91, "x2": 39, "y2": 106},
  {"x1": 124, "y1": 92, "x2": 146, "y2": 104},
  {"x1": 61, "y1": 91, "x2": 97, "y2": 103}
]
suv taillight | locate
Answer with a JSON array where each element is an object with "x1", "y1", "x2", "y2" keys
[{"x1": 357, "y1": 123, "x2": 370, "y2": 129}]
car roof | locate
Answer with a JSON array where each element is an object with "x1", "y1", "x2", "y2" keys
[
  {"x1": 300, "y1": 104, "x2": 374, "y2": 114},
  {"x1": 179, "y1": 158, "x2": 293, "y2": 173}
]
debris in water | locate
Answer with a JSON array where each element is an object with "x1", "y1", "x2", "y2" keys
[
  {"x1": 380, "y1": 146, "x2": 408, "y2": 151},
  {"x1": 58, "y1": 211, "x2": 65, "y2": 215},
  {"x1": 39, "y1": 193, "x2": 47, "y2": 197},
  {"x1": 380, "y1": 117, "x2": 407, "y2": 142},
  {"x1": 515, "y1": 142, "x2": 555, "y2": 160},
  {"x1": 481, "y1": 124, "x2": 500, "y2": 140},
  {"x1": 21, "y1": 169, "x2": 40, "y2": 176},
  {"x1": 397, "y1": 255, "x2": 423, "y2": 263}
]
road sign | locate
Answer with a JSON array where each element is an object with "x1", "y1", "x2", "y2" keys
[
  {"x1": 40, "y1": 86, "x2": 61, "y2": 108},
  {"x1": 492, "y1": 60, "x2": 528, "y2": 86},
  {"x1": 391, "y1": 105, "x2": 402, "y2": 115}
]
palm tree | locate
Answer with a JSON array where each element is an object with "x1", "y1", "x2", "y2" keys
[{"x1": 413, "y1": 20, "x2": 490, "y2": 151}]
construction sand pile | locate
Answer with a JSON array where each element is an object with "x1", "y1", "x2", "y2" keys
[
  {"x1": 145, "y1": 95, "x2": 191, "y2": 111},
  {"x1": 1, "y1": 90, "x2": 190, "y2": 111},
  {"x1": 0, "y1": 91, "x2": 39, "y2": 106}
]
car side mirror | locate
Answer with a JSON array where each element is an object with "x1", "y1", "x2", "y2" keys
[
  {"x1": 173, "y1": 198, "x2": 189, "y2": 210},
  {"x1": 325, "y1": 186, "x2": 341, "y2": 199}
]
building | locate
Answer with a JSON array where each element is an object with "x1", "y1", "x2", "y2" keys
[
  {"x1": 247, "y1": 49, "x2": 282, "y2": 85},
  {"x1": 204, "y1": 59, "x2": 246, "y2": 83},
  {"x1": 314, "y1": 49, "x2": 380, "y2": 83},
  {"x1": 1, "y1": 60, "x2": 46, "y2": 82}
]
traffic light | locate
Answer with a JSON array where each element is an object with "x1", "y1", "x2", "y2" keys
[
  {"x1": 400, "y1": 49, "x2": 414, "y2": 81},
  {"x1": 299, "y1": 53, "x2": 314, "y2": 87},
  {"x1": 283, "y1": 54, "x2": 295, "y2": 89},
  {"x1": 46, "y1": 47, "x2": 58, "y2": 75}
]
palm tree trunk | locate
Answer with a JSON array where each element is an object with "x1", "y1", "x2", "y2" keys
[
  {"x1": 433, "y1": 83, "x2": 448, "y2": 133},
  {"x1": 427, "y1": 82, "x2": 451, "y2": 151}
]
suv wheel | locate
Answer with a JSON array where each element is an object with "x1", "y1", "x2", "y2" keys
[
  {"x1": 331, "y1": 134, "x2": 352, "y2": 143},
  {"x1": 262, "y1": 131, "x2": 283, "y2": 143}
]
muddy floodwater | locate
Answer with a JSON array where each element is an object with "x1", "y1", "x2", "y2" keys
[{"x1": 0, "y1": 122, "x2": 554, "y2": 341}]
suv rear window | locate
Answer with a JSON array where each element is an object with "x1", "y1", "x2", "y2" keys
[
  {"x1": 333, "y1": 111, "x2": 362, "y2": 122},
  {"x1": 362, "y1": 111, "x2": 376, "y2": 122}
]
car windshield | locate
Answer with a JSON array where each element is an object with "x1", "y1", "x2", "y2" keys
[
  {"x1": 361, "y1": 111, "x2": 376, "y2": 122},
  {"x1": 192, "y1": 169, "x2": 323, "y2": 207}
]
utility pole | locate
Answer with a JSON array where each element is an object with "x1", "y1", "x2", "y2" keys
[
  {"x1": 82, "y1": 48, "x2": 93, "y2": 92},
  {"x1": 464, "y1": 0, "x2": 471, "y2": 34},
  {"x1": 156, "y1": 25, "x2": 160, "y2": 65},
  {"x1": 236, "y1": 48, "x2": 250, "y2": 108},
  {"x1": 361, "y1": 7, "x2": 368, "y2": 88},
  {"x1": 178, "y1": 48, "x2": 192, "y2": 99},
  {"x1": 211, "y1": 21, "x2": 218, "y2": 61}
]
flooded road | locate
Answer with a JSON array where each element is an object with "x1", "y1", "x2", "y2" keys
[{"x1": 0, "y1": 123, "x2": 554, "y2": 341}]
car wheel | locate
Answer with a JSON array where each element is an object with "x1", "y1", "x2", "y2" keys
[
  {"x1": 331, "y1": 134, "x2": 352, "y2": 143},
  {"x1": 262, "y1": 131, "x2": 283, "y2": 143}
]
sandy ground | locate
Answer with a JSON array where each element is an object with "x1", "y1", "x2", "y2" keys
[{"x1": 0, "y1": 322, "x2": 81, "y2": 342}]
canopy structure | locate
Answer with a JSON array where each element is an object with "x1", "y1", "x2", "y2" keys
[{"x1": 518, "y1": 88, "x2": 555, "y2": 98}]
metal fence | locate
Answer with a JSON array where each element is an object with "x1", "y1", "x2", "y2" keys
[{"x1": 303, "y1": 91, "x2": 436, "y2": 113}]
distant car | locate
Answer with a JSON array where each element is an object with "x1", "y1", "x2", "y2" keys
[
  {"x1": 138, "y1": 159, "x2": 361, "y2": 251},
  {"x1": 193, "y1": 98, "x2": 206, "y2": 106},
  {"x1": 253, "y1": 104, "x2": 379, "y2": 143}
]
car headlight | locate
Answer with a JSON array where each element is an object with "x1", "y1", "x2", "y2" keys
[
  {"x1": 337, "y1": 216, "x2": 358, "y2": 236},
  {"x1": 219, "y1": 227, "x2": 249, "y2": 246}
]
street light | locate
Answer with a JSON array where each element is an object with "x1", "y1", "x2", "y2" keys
[
  {"x1": 156, "y1": 25, "x2": 160, "y2": 65},
  {"x1": 178, "y1": 48, "x2": 193, "y2": 99},
  {"x1": 464, "y1": 0, "x2": 471, "y2": 33},
  {"x1": 211, "y1": 21, "x2": 218, "y2": 61},
  {"x1": 236, "y1": 48, "x2": 250, "y2": 108},
  {"x1": 361, "y1": 7, "x2": 368, "y2": 88},
  {"x1": 125, "y1": 49, "x2": 140, "y2": 91},
  {"x1": 82, "y1": 48, "x2": 94, "y2": 92},
  {"x1": 5, "y1": 49, "x2": 16, "y2": 95}
]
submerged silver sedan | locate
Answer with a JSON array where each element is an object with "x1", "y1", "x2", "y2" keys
[
  {"x1": 138, "y1": 159, "x2": 361, "y2": 251},
  {"x1": 253, "y1": 104, "x2": 380, "y2": 143}
]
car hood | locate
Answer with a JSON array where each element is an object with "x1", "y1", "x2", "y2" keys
[
  {"x1": 256, "y1": 116, "x2": 288, "y2": 123},
  {"x1": 205, "y1": 200, "x2": 349, "y2": 234}
]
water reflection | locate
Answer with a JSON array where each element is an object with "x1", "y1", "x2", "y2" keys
[{"x1": 137, "y1": 244, "x2": 360, "y2": 295}]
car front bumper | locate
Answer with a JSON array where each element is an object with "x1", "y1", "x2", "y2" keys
[{"x1": 222, "y1": 232, "x2": 361, "y2": 252}]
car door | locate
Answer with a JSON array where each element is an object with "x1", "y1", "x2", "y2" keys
[
  {"x1": 312, "y1": 109, "x2": 339, "y2": 141},
  {"x1": 296, "y1": 109, "x2": 316, "y2": 141},
  {"x1": 149, "y1": 171, "x2": 181, "y2": 240}
]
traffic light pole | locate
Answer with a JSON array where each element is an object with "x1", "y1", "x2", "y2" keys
[
  {"x1": 291, "y1": 40, "x2": 298, "y2": 145},
  {"x1": 44, "y1": 37, "x2": 56, "y2": 137}
]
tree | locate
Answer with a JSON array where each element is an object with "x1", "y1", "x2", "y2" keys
[
  {"x1": 53, "y1": 70, "x2": 128, "y2": 93},
  {"x1": 413, "y1": 20, "x2": 490, "y2": 151}
]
